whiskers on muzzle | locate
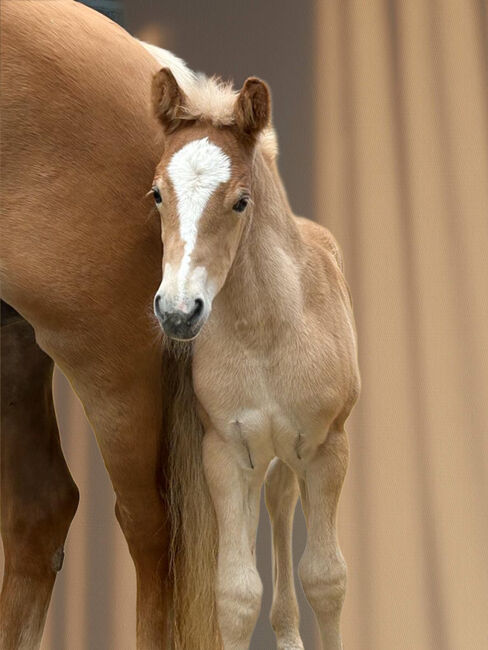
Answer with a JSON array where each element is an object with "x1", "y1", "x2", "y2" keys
[{"x1": 154, "y1": 294, "x2": 207, "y2": 341}]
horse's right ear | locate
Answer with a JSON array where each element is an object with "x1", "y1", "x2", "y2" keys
[{"x1": 151, "y1": 67, "x2": 187, "y2": 133}]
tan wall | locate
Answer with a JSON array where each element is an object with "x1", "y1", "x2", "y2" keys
[
  {"x1": 2, "y1": 1, "x2": 488, "y2": 648},
  {"x1": 316, "y1": 2, "x2": 488, "y2": 649}
]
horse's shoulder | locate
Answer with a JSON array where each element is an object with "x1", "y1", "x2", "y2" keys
[{"x1": 294, "y1": 216, "x2": 344, "y2": 272}]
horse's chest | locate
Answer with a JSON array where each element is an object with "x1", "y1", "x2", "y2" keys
[{"x1": 193, "y1": 337, "x2": 342, "y2": 470}]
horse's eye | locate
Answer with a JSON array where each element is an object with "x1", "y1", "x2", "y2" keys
[
  {"x1": 152, "y1": 187, "x2": 162, "y2": 205},
  {"x1": 232, "y1": 197, "x2": 248, "y2": 213}
]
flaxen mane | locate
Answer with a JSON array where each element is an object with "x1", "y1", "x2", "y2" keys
[{"x1": 140, "y1": 40, "x2": 278, "y2": 159}]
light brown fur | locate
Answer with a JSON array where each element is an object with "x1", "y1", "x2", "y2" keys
[{"x1": 151, "y1": 67, "x2": 360, "y2": 649}]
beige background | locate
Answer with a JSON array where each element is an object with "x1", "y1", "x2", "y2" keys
[{"x1": 2, "y1": 0, "x2": 488, "y2": 648}]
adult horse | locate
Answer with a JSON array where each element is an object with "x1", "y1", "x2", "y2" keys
[{"x1": 1, "y1": 2, "x2": 215, "y2": 648}]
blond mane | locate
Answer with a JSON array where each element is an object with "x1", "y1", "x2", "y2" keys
[{"x1": 139, "y1": 40, "x2": 278, "y2": 159}]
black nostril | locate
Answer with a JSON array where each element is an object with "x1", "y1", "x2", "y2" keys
[{"x1": 187, "y1": 298, "x2": 204, "y2": 324}]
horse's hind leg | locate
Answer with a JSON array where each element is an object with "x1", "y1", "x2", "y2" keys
[
  {"x1": 264, "y1": 458, "x2": 304, "y2": 650},
  {"x1": 0, "y1": 305, "x2": 79, "y2": 650},
  {"x1": 298, "y1": 428, "x2": 349, "y2": 650}
]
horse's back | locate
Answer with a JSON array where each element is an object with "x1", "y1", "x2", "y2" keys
[
  {"x1": 294, "y1": 216, "x2": 344, "y2": 271},
  {"x1": 0, "y1": 0, "x2": 162, "y2": 353},
  {"x1": 293, "y1": 216, "x2": 353, "y2": 316}
]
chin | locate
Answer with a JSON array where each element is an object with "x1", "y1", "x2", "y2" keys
[{"x1": 160, "y1": 319, "x2": 206, "y2": 342}]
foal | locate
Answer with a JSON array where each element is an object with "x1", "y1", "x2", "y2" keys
[{"x1": 150, "y1": 68, "x2": 360, "y2": 649}]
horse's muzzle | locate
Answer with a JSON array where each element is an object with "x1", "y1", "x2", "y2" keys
[{"x1": 154, "y1": 295, "x2": 205, "y2": 340}]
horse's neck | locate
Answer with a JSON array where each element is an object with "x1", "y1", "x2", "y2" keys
[{"x1": 218, "y1": 151, "x2": 304, "y2": 335}]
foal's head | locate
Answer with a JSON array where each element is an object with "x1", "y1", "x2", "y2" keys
[{"x1": 150, "y1": 68, "x2": 271, "y2": 340}]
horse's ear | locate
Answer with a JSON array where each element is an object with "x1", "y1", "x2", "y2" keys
[
  {"x1": 151, "y1": 67, "x2": 187, "y2": 133},
  {"x1": 234, "y1": 77, "x2": 271, "y2": 138}
]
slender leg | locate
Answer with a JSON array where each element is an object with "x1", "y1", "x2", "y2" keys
[
  {"x1": 203, "y1": 429, "x2": 266, "y2": 650},
  {"x1": 264, "y1": 459, "x2": 304, "y2": 650},
  {"x1": 298, "y1": 429, "x2": 349, "y2": 650},
  {"x1": 0, "y1": 314, "x2": 79, "y2": 650},
  {"x1": 72, "y1": 369, "x2": 169, "y2": 649}
]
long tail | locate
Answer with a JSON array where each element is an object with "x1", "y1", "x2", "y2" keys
[{"x1": 161, "y1": 340, "x2": 222, "y2": 650}]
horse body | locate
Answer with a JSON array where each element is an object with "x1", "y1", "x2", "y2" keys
[
  {"x1": 193, "y1": 152, "x2": 359, "y2": 650},
  {"x1": 194, "y1": 171, "x2": 357, "y2": 469},
  {"x1": 1, "y1": 3, "x2": 209, "y2": 648},
  {"x1": 150, "y1": 66, "x2": 360, "y2": 649}
]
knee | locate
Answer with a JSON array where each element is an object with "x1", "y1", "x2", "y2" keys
[
  {"x1": 3, "y1": 477, "x2": 79, "y2": 574},
  {"x1": 299, "y1": 553, "x2": 346, "y2": 615},
  {"x1": 217, "y1": 565, "x2": 263, "y2": 638},
  {"x1": 51, "y1": 477, "x2": 79, "y2": 539},
  {"x1": 114, "y1": 497, "x2": 167, "y2": 560}
]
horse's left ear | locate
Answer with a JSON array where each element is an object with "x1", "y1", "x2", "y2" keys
[
  {"x1": 151, "y1": 67, "x2": 188, "y2": 133},
  {"x1": 234, "y1": 77, "x2": 271, "y2": 138}
]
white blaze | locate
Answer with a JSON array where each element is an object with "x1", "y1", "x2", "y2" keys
[{"x1": 167, "y1": 137, "x2": 231, "y2": 293}]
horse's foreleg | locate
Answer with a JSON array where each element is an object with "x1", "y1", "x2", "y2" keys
[
  {"x1": 0, "y1": 314, "x2": 79, "y2": 650},
  {"x1": 203, "y1": 429, "x2": 265, "y2": 650},
  {"x1": 264, "y1": 458, "x2": 304, "y2": 650},
  {"x1": 298, "y1": 429, "x2": 349, "y2": 650},
  {"x1": 70, "y1": 361, "x2": 168, "y2": 650}
]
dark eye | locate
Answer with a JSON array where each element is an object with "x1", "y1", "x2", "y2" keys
[
  {"x1": 152, "y1": 187, "x2": 162, "y2": 205},
  {"x1": 232, "y1": 197, "x2": 249, "y2": 213}
]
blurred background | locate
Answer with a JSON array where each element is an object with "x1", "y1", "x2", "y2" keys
[{"x1": 2, "y1": 0, "x2": 488, "y2": 648}]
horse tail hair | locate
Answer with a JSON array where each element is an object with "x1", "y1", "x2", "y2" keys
[{"x1": 161, "y1": 340, "x2": 221, "y2": 650}]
